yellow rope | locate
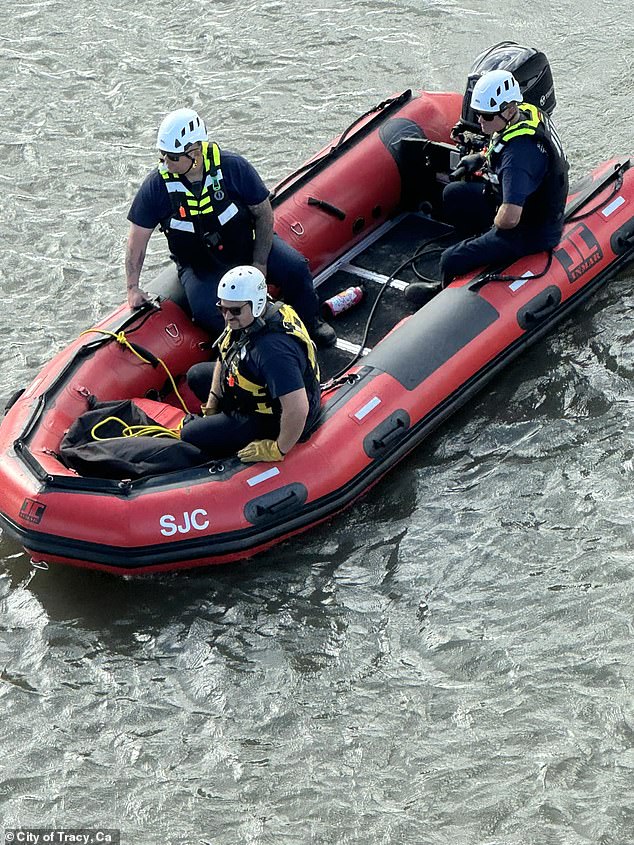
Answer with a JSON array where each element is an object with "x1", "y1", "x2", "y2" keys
[
  {"x1": 79, "y1": 328, "x2": 190, "y2": 413},
  {"x1": 90, "y1": 416, "x2": 183, "y2": 441}
]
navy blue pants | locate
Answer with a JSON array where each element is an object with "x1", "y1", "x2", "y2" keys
[
  {"x1": 439, "y1": 181, "x2": 562, "y2": 283},
  {"x1": 180, "y1": 362, "x2": 278, "y2": 457},
  {"x1": 179, "y1": 235, "x2": 319, "y2": 336}
]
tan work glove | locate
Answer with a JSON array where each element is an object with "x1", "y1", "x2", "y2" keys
[{"x1": 237, "y1": 439, "x2": 285, "y2": 463}]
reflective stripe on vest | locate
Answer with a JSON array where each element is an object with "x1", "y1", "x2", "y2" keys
[
  {"x1": 218, "y1": 204, "x2": 239, "y2": 225},
  {"x1": 169, "y1": 219, "x2": 195, "y2": 232}
]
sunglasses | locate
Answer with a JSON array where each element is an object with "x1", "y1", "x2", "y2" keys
[
  {"x1": 475, "y1": 111, "x2": 502, "y2": 122},
  {"x1": 217, "y1": 301, "x2": 248, "y2": 316},
  {"x1": 159, "y1": 149, "x2": 194, "y2": 162}
]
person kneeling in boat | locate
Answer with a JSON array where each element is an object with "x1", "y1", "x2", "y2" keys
[
  {"x1": 406, "y1": 69, "x2": 568, "y2": 303},
  {"x1": 125, "y1": 107, "x2": 336, "y2": 348},
  {"x1": 180, "y1": 265, "x2": 321, "y2": 462}
]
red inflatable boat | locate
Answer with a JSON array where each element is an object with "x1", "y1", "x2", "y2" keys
[{"x1": 1, "y1": 81, "x2": 633, "y2": 574}]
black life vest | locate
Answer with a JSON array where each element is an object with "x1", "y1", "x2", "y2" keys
[
  {"x1": 218, "y1": 303, "x2": 320, "y2": 426},
  {"x1": 485, "y1": 102, "x2": 569, "y2": 228},
  {"x1": 159, "y1": 141, "x2": 255, "y2": 269}
]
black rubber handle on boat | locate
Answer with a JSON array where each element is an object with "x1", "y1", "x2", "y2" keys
[
  {"x1": 307, "y1": 196, "x2": 347, "y2": 220},
  {"x1": 255, "y1": 490, "x2": 302, "y2": 518},
  {"x1": 522, "y1": 296, "x2": 558, "y2": 324},
  {"x1": 128, "y1": 342, "x2": 160, "y2": 368},
  {"x1": 516, "y1": 286, "x2": 562, "y2": 331},
  {"x1": 372, "y1": 417, "x2": 407, "y2": 450}
]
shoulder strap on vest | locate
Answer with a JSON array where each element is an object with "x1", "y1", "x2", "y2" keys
[
  {"x1": 498, "y1": 102, "x2": 542, "y2": 144},
  {"x1": 201, "y1": 141, "x2": 221, "y2": 173},
  {"x1": 486, "y1": 102, "x2": 544, "y2": 163}
]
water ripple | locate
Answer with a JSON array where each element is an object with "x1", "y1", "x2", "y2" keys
[{"x1": 2, "y1": 2, "x2": 634, "y2": 843}]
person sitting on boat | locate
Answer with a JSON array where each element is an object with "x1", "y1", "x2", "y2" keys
[
  {"x1": 180, "y1": 265, "x2": 321, "y2": 462},
  {"x1": 125, "y1": 107, "x2": 336, "y2": 348},
  {"x1": 406, "y1": 69, "x2": 568, "y2": 302}
]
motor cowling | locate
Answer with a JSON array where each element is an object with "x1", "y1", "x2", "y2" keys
[{"x1": 459, "y1": 41, "x2": 556, "y2": 134}]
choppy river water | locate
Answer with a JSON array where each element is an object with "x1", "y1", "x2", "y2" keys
[{"x1": 1, "y1": 2, "x2": 633, "y2": 843}]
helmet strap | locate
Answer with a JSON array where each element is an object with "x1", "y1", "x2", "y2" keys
[
  {"x1": 181, "y1": 153, "x2": 197, "y2": 175},
  {"x1": 501, "y1": 104, "x2": 519, "y2": 128}
]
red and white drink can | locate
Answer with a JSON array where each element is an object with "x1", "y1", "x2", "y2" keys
[{"x1": 322, "y1": 285, "x2": 365, "y2": 318}]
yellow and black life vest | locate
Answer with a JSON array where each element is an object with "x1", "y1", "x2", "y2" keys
[
  {"x1": 158, "y1": 141, "x2": 255, "y2": 268},
  {"x1": 218, "y1": 303, "x2": 320, "y2": 418}
]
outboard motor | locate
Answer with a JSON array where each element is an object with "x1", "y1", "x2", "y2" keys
[{"x1": 455, "y1": 41, "x2": 556, "y2": 143}]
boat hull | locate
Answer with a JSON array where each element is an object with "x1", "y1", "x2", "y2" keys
[{"x1": 1, "y1": 91, "x2": 633, "y2": 574}]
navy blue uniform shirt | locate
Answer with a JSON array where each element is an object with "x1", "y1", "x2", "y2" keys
[
  {"x1": 497, "y1": 134, "x2": 549, "y2": 209},
  {"x1": 236, "y1": 330, "x2": 321, "y2": 430}
]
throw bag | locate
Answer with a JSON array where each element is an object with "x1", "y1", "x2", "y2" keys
[{"x1": 60, "y1": 399, "x2": 203, "y2": 479}]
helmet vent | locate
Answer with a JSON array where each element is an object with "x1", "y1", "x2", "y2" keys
[{"x1": 156, "y1": 108, "x2": 208, "y2": 153}]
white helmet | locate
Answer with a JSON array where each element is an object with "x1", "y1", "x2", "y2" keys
[
  {"x1": 217, "y1": 266, "x2": 268, "y2": 318},
  {"x1": 156, "y1": 108, "x2": 208, "y2": 153},
  {"x1": 471, "y1": 70, "x2": 522, "y2": 113}
]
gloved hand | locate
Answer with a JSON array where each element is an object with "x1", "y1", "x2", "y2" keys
[
  {"x1": 450, "y1": 119, "x2": 467, "y2": 140},
  {"x1": 237, "y1": 439, "x2": 285, "y2": 463},
  {"x1": 451, "y1": 153, "x2": 485, "y2": 180}
]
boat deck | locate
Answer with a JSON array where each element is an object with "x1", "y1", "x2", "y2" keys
[{"x1": 314, "y1": 212, "x2": 459, "y2": 380}]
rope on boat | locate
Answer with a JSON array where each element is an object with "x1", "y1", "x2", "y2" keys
[
  {"x1": 79, "y1": 327, "x2": 190, "y2": 414},
  {"x1": 89, "y1": 415, "x2": 183, "y2": 442}
]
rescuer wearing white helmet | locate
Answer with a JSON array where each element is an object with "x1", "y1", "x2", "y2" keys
[
  {"x1": 469, "y1": 69, "x2": 523, "y2": 116},
  {"x1": 125, "y1": 108, "x2": 336, "y2": 347},
  {"x1": 406, "y1": 68, "x2": 568, "y2": 303},
  {"x1": 180, "y1": 266, "x2": 322, "y2": 463}
]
